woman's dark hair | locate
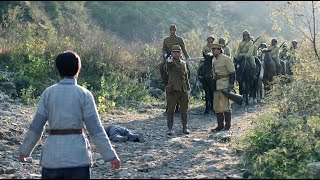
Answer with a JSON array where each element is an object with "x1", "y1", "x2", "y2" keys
[{"x1": 55, "y1": 51, "x2": 81, "y2": 77}]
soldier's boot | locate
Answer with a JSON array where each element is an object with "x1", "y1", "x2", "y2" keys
[
  {"x1": 181, "y1": 113, "x2": 190, "y2": 134},
  {"x1": 222, "y1": 112, "x2": 231, "y2": 131},
  {"x1": 167, "y1": 113, "x2": 174, "y2": 135},
  {"x1": 211, "y1": 113, "x2": 224, "y2": 133}
]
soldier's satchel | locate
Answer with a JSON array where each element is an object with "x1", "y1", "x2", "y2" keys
[{"x1": 165, "y1": 84, "x2": 174, "y2": 93}]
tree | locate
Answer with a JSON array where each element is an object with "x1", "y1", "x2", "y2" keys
[{"x1": 269, "y1": 1, "x2": 320, "y2": 62}]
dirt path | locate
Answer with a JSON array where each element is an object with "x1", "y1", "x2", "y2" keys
[{"x1": 0, "y1": 93, "x2": 263, "y2": 179}]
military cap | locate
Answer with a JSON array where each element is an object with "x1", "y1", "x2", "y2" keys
[
  {"x1": 243, "y1": 30, "x2": 250, "y2": 36},
  {"x1": 172, "y1": 45, "x2": 182, "y2": 51},
  {"x1": 211, "y1": 43, "x2": 223, "y2": 49},
  {"x1": 219, "y1": 37, "x2": 225, "y2": 42},
  {"x1": 259, "y1": 43, "x2": 267, "y2": 48},
  {"x1": 207, "y1": 35, "x2": 214, "y2": 40},
  {"x1": 170, "y1": 24, "x2": 177, "y2": 30}
]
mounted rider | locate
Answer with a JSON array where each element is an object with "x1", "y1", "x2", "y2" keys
[
  {"x1": 267, "y1": 38, "x2": 282, "y2": 75},
  {"x1": 219, "y1": 37, "x2": 231, "y2": 57},
  {"x1": 257, "y1": 42, "x2": 268, "y2": 59},
  {"x1": 234, "y1": 30, "x2": 256, "y2": 77},
  {"x1": 279, "y1": 43, "x2": 293, "y2": 75},
  {"x1": 290, "y1": 40, "x2": 298, "y2": 62},
  {"x1": 159, "y1": 24, "x2": 190, "y2": 85},
  {"x1": 202, "y1": 35, "x2": 215, "y2": 56}
]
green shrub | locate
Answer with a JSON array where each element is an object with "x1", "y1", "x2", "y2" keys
[{"x1": 242, "y1": 45, "x2": 320, "y2": 179}]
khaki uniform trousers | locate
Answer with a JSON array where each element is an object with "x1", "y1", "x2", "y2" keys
[
  {"x1": 213, "y1": 89, "x2": 231, "y2": 113},
  {"x1": 166, "y1": 91, "x2": 189, "y2": 114}
]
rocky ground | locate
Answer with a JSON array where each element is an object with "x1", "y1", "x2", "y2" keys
[{"x1": 0, "y1": 90, "x2": 265, "y2": 179}]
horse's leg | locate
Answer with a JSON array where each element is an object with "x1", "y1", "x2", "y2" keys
[
  {"x1": 258, "y1": 78, "x2": 263, "y2": 102},
  {"x1": 203, "y1": 83, "x2": 210, "y2": 114}
]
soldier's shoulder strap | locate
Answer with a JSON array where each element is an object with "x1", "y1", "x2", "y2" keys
[{"x1": 239, "y1": 40, "x2": 250, "y2": 53}]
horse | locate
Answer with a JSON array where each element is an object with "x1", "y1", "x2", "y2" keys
[
  {"x1": 234, "y1": 55, "x2": 262, "y2": 105},
  {"x1": 259, "y1": 49, "x2": 277, "y2": 96},
  {"x1": 197, "y1": 54, "x2": 214, "y2": 114}
]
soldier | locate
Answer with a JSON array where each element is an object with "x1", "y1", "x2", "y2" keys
[
  {"x1": 159, "y1": 24, "x2": 190, "y2": 114},
  {"x1": 257, "y1": 43, "x2": 268, "y2": 59},
  {"x1": 279, "y1": 43, "x2": 292, "y2": 75},
  {"x1": 202, "y1": 35, "x2": 215, "y2": 56},
  {"x1": 235, "y1": 30, "x2": 256, "y2": 77},
  {"x1": 290, "y1": 40, "x2": 298, "y2": 62},
  {"x1": 219, "y1": 37, "x2": 231, "y2": 57},
  {"x1": 267, "y1": 38, "x2": 282, "y2": 75},
  {"x1": 211, "y1": 44, "x2": 235, "y2": 132},
  {"x1": 165, "y1": 45, "x2": 191, "y2": 135}
]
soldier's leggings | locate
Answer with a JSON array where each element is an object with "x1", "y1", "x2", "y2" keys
[
  {"x1": 166, "y1": 91, "x2": 189, "y2": 114},
  {"x1": 213, "y1": 89, "x2": 231, "y2": 113}
]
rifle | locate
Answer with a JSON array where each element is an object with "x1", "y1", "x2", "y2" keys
[
  {"x1": 253, "y1": 36, "x2": 261, "y2": 44},
  {"x1": 163, "y1": 50, "x2": 171, "y2": 60},
  {"x1": 225, "y1": 40, "x2": 230, "y2": 47},
  {"x1": 279, "y1": 41, "x2": 286, "y2": 48}
]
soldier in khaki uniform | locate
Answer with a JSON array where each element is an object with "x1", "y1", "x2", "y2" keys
[
  {"x1": 211, "y1": 44, "x2": 236, "y2": 132},
  {"x1": 279, "y1": 43, "x2": 292, "y2": 75},
  {"x1": 279, "y1": 43, "x2": 291, "y2": 61},
  {"x1": 268, "y1": 38, "x2": 282, "y2": 75},
  {"x1": 257, "y1": 43, "x2": 268, "y2": 59},
  {"x1": 202, "y1": 35, "x2": 215, "y2": 56},
  {"x1": 219, "y1": 37, "x2": 231, "y2": 57},
  {"x1": 159, "y1": 24, "x2": 190, "y2": 114},
  {"x1": 165, "y1": 45, "x2": 191, "y2": 135},
  {"x1": 290, "y1": 40, "x2": 298, "y2": 62},
  {"x1": 235, "y1": 30, "x2": 256, "y2": 76}
]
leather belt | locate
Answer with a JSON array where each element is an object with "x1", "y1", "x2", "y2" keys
[
  {"x1": 47, "y1": 129, "x2": 83, "y2": 135},
  {"x1": 215, "y1": 74, "x2": 229, "y2": 80}
]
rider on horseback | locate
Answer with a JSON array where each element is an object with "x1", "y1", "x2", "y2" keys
[
  {"x1": 267, "y1": 38, "x2": 282, "y2": 75},
  {"x1": 279, "y1": 43, "x2": 292, "y2": 75},
  {"x1": 235, "y1": 30, "x2": 257, "y2": 78},
  {"x1": 219, "y1": 37, "x2": 231, "y2": 57},
  {"x1": 202, "y1": 35, "x2": 215, "y2": 56}
]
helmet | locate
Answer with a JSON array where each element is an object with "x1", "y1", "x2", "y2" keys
[
  {"x1": 207, "y1": 35, "x2": 214, "y2": 41},
  {"x1": 243, "y1": 30, "x2": 250, "y2": 36},
  {"x1": 259, "y1": 43, "x2": 267, "y2": 49},
  {"x1": 218, "y1": 37, "x2": 225, "y2": 44},
  {"x1": 271, "y1": 38, "x2": 278, "y2": 44},
  {"x1": 292, "y1": 40, "x2": 298, "y2": 44}
]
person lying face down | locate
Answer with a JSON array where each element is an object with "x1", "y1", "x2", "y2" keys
[{"x1": 104, "y1": 124, "x2": 145, "y2": 143}]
